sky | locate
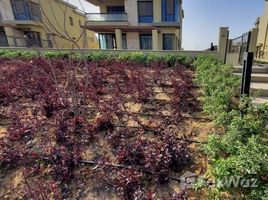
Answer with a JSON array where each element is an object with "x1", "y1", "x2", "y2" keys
[{"x1": 67, "y1": 0, "x2": 265, "y2": 50}]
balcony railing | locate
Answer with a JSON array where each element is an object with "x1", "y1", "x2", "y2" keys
[
  {"x1": 2, "y1": 36, "x2": 51, "y2": 48},
  {"x1": 86, "y1": 13, "x2": 127, "y2": 22}
]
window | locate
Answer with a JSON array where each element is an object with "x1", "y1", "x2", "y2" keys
[
  {"x1": 11, "y1": 0, "x2": 42, "y2": 21},
  {"x1": 24, "y1": 31, "x2": 42, "y2": 47},
  {"x1": 12, "y1": 0, "x2": 25, "y2": 13},
  {"x1": 69, "y1": 16, "x2": 74, "y2": 26},
  {"x1": 47, "y1": 33, "x2": 53, "y2": 48},
  {"x1": 163, "y1": 34, "x2": 175, "y2": 50},
  {"x1": 0, "y1": 28, "x2": 8, "y2": 47},
  {"x1": 99, "y1": 33, "x2": 116, "y2": 49},
  {"x1": 107, "y1": 6, "x2": 125, "y2": 13},
  {"x1": 138, "y1": 1, "x2": 153, "y2": 23},
  {"x1": 161, "y1": 0, "x2": 179, "y2": 22},
  {"x1": 11, "y1": 0, "x2": 31, "y2": 20},
  {"x1": 30, "y1": 2, "x2": 42, "y2": 21},
  {"x1": 140, "y1": 34, "x2": 152, "y2": 50},
  {"x1": 122, "y1": 34, "x2": 127, "y2": 49}
]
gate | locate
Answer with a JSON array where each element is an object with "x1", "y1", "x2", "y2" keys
[{"x1": 229, "y1": 31, "x2": 251, "y2": 65}]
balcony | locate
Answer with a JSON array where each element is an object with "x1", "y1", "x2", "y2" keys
[
  {"x1": 87, "y1": 13, "x2": 127, "y2": 22},
  {"x1": 0, "y1": 19, "x2": 43, "y2": 27},
  {"x1": 85, "y1": 13, "x2": 129, "y2": 32}
]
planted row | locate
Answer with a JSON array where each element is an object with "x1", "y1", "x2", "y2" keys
[
  {"x1": 0, "y1": 50, "x2": 193, "y2": 67},
  {"x1": 195, "y1": 56, "x2": 268, "y2": 200},
  {"x1": 0, "y1": 57, "x2": 198, "y2": 199}
]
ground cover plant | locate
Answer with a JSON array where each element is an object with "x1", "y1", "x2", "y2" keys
[
  {"x1": 195, "y1": 56, "x2": 268, "y2": 200},
  {"x1": 0, "y1": 51, "x2": 201, "y2": 199}
]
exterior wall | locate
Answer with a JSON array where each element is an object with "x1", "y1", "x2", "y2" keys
[
  {"x1": 256, "y1": 0, "x2": 268, "y2": 61},
  {"x1": 88, "y1": 33, "x2": 99, "y2": 49},
  {"x1": 126, "y1": 32, "x2": 140, "y2": 49},
  {"x1": 0, "y1": 0, "x2": 99, "y2": 49},
  {"x1": 36, "y1": 0, "x2": 97, "y2": 48},
  {"x1": 0, "y1": 0, "x2": 14, "y2": 21},
  {"x1": 125, "y1": 0, "x2": 138, "y2": 25},
  {"x1": 153, "y1": 0, "x2": 162, "y2": 23},
  {"x1": 226, "y1": 53, "x2": 240, "y2": 66}
]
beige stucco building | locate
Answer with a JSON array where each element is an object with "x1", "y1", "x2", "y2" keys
[
  {"x1": 255, "y1": 0, "x2": 268, "y2": 61},
  {"x1": 0, "y1": 0, "x2": 99, "y2": 49},
  {"x1": 85, "y1": 0, "x2": 183, "y2": 50}
]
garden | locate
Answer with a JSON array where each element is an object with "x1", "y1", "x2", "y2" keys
[{"x1": 0, "y1": 51, "x2": 267, "y2": 200}]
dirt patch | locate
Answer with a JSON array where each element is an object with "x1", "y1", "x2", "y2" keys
[
  {"x1": 154, "y1": 93, "x2": 171, "y2": 101},
  {"x1": 0, "y1": 127, "x2": 6, "y2": 139}
]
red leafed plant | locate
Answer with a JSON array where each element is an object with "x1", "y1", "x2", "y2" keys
[{"x1": 0, "y1": 57, "x2": 199, "y2": 199}]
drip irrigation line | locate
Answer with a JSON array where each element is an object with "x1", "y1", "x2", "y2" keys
[
  {"x1": 113, "y1": 125, "x2": 207, "y2": 144},
  {"x1": 79, "y1": 159, "x2": 187, "y2": 183},
  {"x1": 133, "y1": 112, "x2": 212, "y2": 122}
]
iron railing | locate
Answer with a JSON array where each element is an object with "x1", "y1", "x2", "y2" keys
[
  {"x1": 229, "y1": 32, "x2": 251, "y2": 53},
  {"x1": 229, "y1": 36, "x2": 243, "y2": 53},
  {"x1": 3, "y1": 36, "x2": 52, "y2": 48}
]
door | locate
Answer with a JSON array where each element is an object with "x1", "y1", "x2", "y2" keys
[
  {"x1": 99, "y1": 33, "x2": 116, "y2": 49},
  {"x1": 163, "y1": 34, "x2": 175, "y2": 50},
  {"x1": 0, "y1": 29, "x2": 8, "y2": 47},
  {"x1": 24, "y1": 31, "x2": 42, "y2": 47}
]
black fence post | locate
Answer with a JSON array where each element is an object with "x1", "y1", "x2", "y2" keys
[
  {"x1": 240, "y1": 52, "x2": 253, "y2": 96},
  {"x1": 240, "y1": 52, "x2": 253, "y2": 118}
]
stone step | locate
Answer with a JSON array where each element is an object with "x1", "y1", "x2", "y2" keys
[
  {"x1": 233, "y1": 65, "x2": 268, "y2": 73},
  {"x1": 252, "y1": 97, "x2": 268, "y2": 106},
  {"x1": 250, "y1": 82, "x2": 268, "y2": 97},
  {"x1": 234, "y1": 73, "x2": 268, "y2": 82}
]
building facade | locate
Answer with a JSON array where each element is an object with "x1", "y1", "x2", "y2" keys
[
  {"x1": 255, "y1": 0, "x2": 268, "y2": 61},
  {"x1": 86, "y1": 0, "x2": 183, "y2": 50},
  {"x1": 0, "y1": 0, "x2": 99, "y2": 49}
]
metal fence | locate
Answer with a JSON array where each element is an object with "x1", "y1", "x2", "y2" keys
[
  {"x1": 229, "y1": 32, "x2": 251, "y2": 53},
  {"x1": 229, "y1": 36, "x2": 243, "y2": 53},
  {"x1": 229, "y1": 32, "x2": 251, "y2": 64},
  {"x1": 4, "y1": 36, "x2": 51, "y2": 48}
]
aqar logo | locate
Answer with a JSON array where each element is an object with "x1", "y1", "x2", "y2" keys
[{"x1": 179, "y1": 171, "x2": 196, "y2": 189}]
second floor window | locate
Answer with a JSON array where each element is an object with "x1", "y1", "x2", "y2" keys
[
  {"x1": 69, "y1": 16, "x2": 74, "y2": 26},
  {"x1": 30, "y1": 2, "x2": 42, "y2": 21},
  {"x1": 138, "y1": 1, "x2": 153, "y2": 23},
  {"x1": 107, "y1": 6, "x2": 125, "y2": 14},
  {"x1": 11, "y1": 0, "x2": 42, "y2": 21},
  {"x1": 12, "y1": 0, "x2": 31, "y2": 20},
  {"x1": 161, "y1": 0, "x2": 179, "y2": 22}
]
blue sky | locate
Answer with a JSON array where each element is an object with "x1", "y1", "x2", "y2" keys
[
  {"x1": 182, "y1": 0, "x2": 265, "y2": 50},
  {"x1": 68, "y1": 0, "x2": 265, "y2": 50}
]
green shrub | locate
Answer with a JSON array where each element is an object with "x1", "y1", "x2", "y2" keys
[
  {"x1": 194, "y1": 56, "x2": 240, "y2": 126},
  {"x1": 0, "y1": 50, "x2": 192, "y2": 67},
  {"x1": 196, "y1": 55, "x2": 268, "y2": 199}
]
